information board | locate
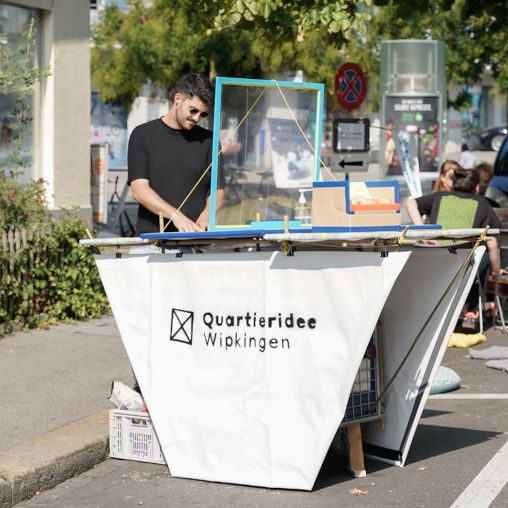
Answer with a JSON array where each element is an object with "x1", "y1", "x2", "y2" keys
[
  {"x1": 333, "y1": 118, "x2": 370, "y2": 153},
  {"x1": 383, "y1": 94, "x2": 439, "y2": 176}
]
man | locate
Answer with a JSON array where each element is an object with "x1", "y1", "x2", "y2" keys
[
  {"x1": 128, "y1": 73, "x2": 225, "y2": 235},
  {"x1": 474, "y1": 162, "x2": 499, "y2": 208},
  {"x1": 128, "y1": 74, "x2": 225, "y2": 394},
  {"x1": 475, "y1": 162, "x2": 508, "y2": 269}
]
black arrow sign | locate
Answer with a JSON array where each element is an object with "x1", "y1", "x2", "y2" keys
[{"x1": 339, "y1": 159, "x2": 364, "y2": 169}]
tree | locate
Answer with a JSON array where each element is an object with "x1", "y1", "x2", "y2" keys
[
  {"x1": 210, "y1": 0, "x2": 508, "y2": 114},
  {"x1": 208, "y1": 0, "x2": 371, "y2": 41},
  {"x1": 92, "y1": 0, "x2": 507, "y2": 118},
  {"x1": 91, "y1": 0, "x2": 371, "y2": 108},
  {"x1": 353, "y1": 0, "x2": 508, "y2": 112}
]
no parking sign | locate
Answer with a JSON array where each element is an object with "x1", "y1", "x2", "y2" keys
[{"x1": 335, "y1": 62, "x2": 367, "y2": 111}]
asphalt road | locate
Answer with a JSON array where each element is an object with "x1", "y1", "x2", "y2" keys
[{"x1": 17, "y1": 325, "x2": 508, "y2": 508}]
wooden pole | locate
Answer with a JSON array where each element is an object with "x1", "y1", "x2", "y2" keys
[
  {"x1": 347, "y1": 424, "x2": 366, "y2": 478},
  {"x1": 159, "y1": 212, "x2": 164, "y2": 233},
  {"x1": 283, "y1": 215, "x2": 289, "y2": 234}
]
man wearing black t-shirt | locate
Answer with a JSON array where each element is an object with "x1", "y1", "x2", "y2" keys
[{"x1": 128, "y1": 73, "x2": 225, "y2": 235}]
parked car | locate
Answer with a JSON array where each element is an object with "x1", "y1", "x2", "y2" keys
[
  {"x1": 479, "y1": 125, "x2": 507, "y2": 151},
  {"x1": 486, "y1": 135, "x2": 508, "y2": 213}
]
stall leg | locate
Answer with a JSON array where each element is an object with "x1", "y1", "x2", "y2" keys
[{"x1": 347, "y1": 423, "x2": 366, "y2": 478}]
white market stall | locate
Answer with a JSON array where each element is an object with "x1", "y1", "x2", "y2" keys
[
  {"x1": 82, "y1": 77, "x2": 496, "y2": 490},
  {"x1": 82, "y1": 229, "x2": 489, "y2": 490}
]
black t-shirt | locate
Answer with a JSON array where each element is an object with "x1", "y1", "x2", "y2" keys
[
  {"x1": 128, "y1": 118, "x2": 225, "y2": 234},
  {"x1": 415, "y1": 191, "x2": 501, "y2": 229}
]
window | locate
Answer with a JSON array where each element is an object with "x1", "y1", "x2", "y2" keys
[{"x1": 0, "y1": 4, "x2": 40, "y2": 180}]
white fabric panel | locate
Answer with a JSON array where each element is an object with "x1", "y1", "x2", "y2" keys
[
  {"x1": 95, "y1": 250, "x2": 410, "y2": 490},
  {"x1": 93, "y1": 254, "x2": 152, "y2": 400},
  {"x1": 362, "y1": 246, "x2": 485, "y2": 465}
]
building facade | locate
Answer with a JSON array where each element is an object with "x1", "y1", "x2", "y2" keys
[{"x1": 1, "y1": 0, "x2": 91, "y2": 217}]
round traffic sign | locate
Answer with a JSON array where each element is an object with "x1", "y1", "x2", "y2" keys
[{"x1": 335, "y1": 62, "x2": 367, "y2": 111}]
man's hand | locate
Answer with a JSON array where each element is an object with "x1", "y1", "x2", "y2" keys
[
  {"x1": 171, "y1": 211, "x2": 205, "y2": 233},
  {"x1": 194, "y1": 189, "x2": 224, "y2": 232},
  {"x1": 130, "y1": 179, "x2": 205, "y2": 233},
  {"x1": 195, "y1": 214, "x2": 209, "y2": 231}
]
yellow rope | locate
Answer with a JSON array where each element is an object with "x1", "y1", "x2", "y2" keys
[
  {"x1": 479, "y1": 225, "x2": 489, "y2": 243},
  {"x1": 162, "y1": 87, "x2": 268, "y2": 232},
  {"x1": 280, "y1": 240, "x2": 292, "y2": 255},
  {"x1": 397, "y1": 225, "x2": 409, "y2": 245},
  {"x1": 371, "y1": 232, "x2": 485, "y2": 412}
]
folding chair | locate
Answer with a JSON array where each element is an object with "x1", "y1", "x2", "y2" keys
[{"x1": 486, "y1": 273, "x2": 508, "y2": 333}]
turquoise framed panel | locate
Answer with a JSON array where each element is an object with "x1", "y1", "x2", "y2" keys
[{"x1": 209, "y1": 77, "x2": 324, "y2": 231}]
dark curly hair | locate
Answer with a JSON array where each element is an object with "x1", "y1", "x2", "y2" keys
[
  {"x1": 452, "y1": 168, "x2": 479, "y2": 194},
  {"x1": 169, "y1": 73, "x2": 213, "y2": 107}
]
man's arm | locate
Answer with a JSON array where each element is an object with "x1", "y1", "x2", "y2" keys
[
  {"x1": 196, "y1": 189, "x2": 226, "y2": 231},
  {"x1": 487, "y1": 236, "x2": 500, "y2": 276},
  {"x1": 405, "y1": 198, "x2": 424, "y2": 225},
  {"x1": 130, "y1": 178, "x2": 203, "y2": 232}
]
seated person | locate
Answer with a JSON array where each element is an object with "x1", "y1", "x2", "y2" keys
[
  {"x1": 432, "y1": 159, "x2": 461, "y2": 193},
  {"x1": 405, "y1": 168, "x2": 500, "y2": 330},
  {"x1": 474, "y1": 162, "x2": 499, "y2": 208}
]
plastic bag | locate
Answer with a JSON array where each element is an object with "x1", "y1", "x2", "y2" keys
[{"x1": 109, "y1": 381, "x2": 146, "y2": 411}]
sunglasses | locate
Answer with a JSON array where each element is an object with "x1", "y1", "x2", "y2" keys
[{"x1": 189, "y1": 107, "x2": 208, "y2": 119}]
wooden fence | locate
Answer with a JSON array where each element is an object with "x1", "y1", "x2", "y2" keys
[{"x1": 0, "y1": 226, "x2": 62, "y2": 325}]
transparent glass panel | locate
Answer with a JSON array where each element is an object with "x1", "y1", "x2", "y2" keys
[{"x1": 212, "y1": 81, "x2": 323, "y2": 230}]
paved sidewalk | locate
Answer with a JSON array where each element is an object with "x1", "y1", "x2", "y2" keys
[
  {"x1": 1, "y1": 315, "x2": 507, "y2": 507},
  {"x1": 0, "y1": 316, "x2": 132, "y2": 507}
]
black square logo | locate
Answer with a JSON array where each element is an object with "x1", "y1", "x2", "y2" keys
[{"x1": 170, "y1": 308, "x2": 194, "y2": 345}]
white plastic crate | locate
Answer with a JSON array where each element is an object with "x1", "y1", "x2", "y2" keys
[{"x1": 109, "y1": 409, "x2": 166, "y2": 464}]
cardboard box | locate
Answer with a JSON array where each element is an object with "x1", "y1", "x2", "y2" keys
[{"x1": 312, "y1": 181, "x2": 401, "y2": 230}]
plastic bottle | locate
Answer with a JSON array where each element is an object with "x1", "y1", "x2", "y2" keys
[{"x1": 295, "y1": 189, "x2": 312, "y2": 226}]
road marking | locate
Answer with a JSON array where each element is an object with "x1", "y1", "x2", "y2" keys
[
  {"x1": 429, "y1": 394, "x2": 508, "y2": 400},
  {"x1": 450, "y1": 439, "x2": 508, "y2": 507}
]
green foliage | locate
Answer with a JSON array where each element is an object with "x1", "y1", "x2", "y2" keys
[
  {"x1": 0, "y1": 207, "x2": 110, "y2": 337},
  {"x1": 0, "y1": 17, "x2": 50, "y2": 172},
  {"x1": 91, "y1": 0, "x2": 371, "y2": 109},
  {"x1": 91, "y1": 0, "x2": 507, "y2": 115},
  {"x1": 0, "y1": 172, "x2": 47, "y2": 230},
  {"x1": 208, "y1": 0, "x2": 371, "y2": 41},
  {"x1": 363, "y1": 0, "x2": 508, "y2": 106},
  {"x1": 0, "y1": 17, "x2": 108, "y2": 337}
]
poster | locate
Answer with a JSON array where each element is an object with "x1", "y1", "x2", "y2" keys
[
  {"x1": 90, "y1": 92, "x2": 128, "y2": 168},
  {"x1": 384, "y1": 95, "x2": 439, "y2": 176},
  {"x1": 90, "y1": 144, "x2": 109, "y2": 224}
]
